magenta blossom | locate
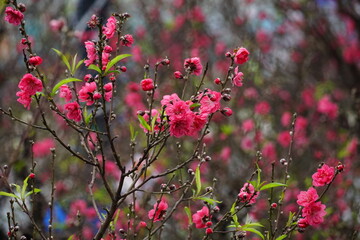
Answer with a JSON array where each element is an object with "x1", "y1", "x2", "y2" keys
[
  {"x1": 184, "y1": 57, "x2": 203, "y2": 75},
  {"x1": 312, "y1": 164, "x2": 335, "y2": 187},
  {"x1": 4, "y1": 7, "x2": 24, "y2": 26},
  {"x1": 192, "y1": 206, "x2": 210, "y2": 228},
  {"x1": 103, "y1": 16, "x2": 117, "y2": 39},
  {"x1": 148, "y1": 200, "x2": 168, "y2": 222}
]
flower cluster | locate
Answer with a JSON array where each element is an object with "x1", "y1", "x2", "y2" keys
[
  {"x1": 16, "y1": 73, "x2": 43, "y2": 109},
  {"x1": 297, "y1": 187, "x2": 326, "y2": 227}
]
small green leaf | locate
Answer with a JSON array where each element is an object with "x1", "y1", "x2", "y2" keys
[
  {"x1": 21, "y1": 176, "x2": 29, "y2": 200},
  {"x1": 75, "y1": 59, "x2": 85, "y2": 72},
  {"x1": 105, "y1": 70, "x2": 121, "y2": 76},
  {"x1": 150, "y1": 112, "x2": 158, "y2": 132},
  {"x1": 256, "y1": 163, "x2": 261, "y2": 189},
  {"x1": 230, "y1": 202, "x2": 239, "y2": 227},
  {"x1": 88, "y1": 64, "x2": 102, "y2": 73},
  {"x1": 194, "y1": 197, "x2": 222, "y2": 205},
  {"x1": 259, "y1": 182, "x2": 287, "y2": 191},
  {"x1": 242, "y1": 222, "x2": 264, "y2": 228},
  {"x1": 286, "y1": 211, "x2": 295, "y2": 227},
  {"x1": 11, "y1": 184, "x2": 21, "y2": 194},
  {"x1": 190, "y1": 103, "x2": 201, "y2": 109},
  {"x1": 84, "y1": 107, "x2": 92, "y2": 125},
  {"x1": 129, "y1": 123, "x2": 138, "y2": 141},
  {"x1": 25, "y1": 188, "x2": 41, "y2": 198},
  {"x1": 67, "y1": 235, "x2": 74, "y2": 240},
  {"x1": 184, "y1": 207, "x2": 192, "y2": 224},
  {"x1": 0, "y1": 191, "x2": 19, "y2": 199},
  {"x1": 52, "y1": 78, "x2": 82, "y2": 96},
  {"x1": 52, "y1": 48, "x2": 71, "y2": 71},
  {"x1": 242, "y1": 227, "x2": 264, "y2": 240},
  {"x1": 138, "y1": 115, "x2": 151, "y2": 131},
  {"x1": 275, "y1": 235, "x2": 287, "y2": 240},
  {"x1": 71, "y1": 53, "x2": 78, "y2": 74},
  {"x1": 104, "y1": 54, "x2": 131, "y2": 74},
  {"x1": 195, "y1": 166, "x2": 201, "y2": 195}
]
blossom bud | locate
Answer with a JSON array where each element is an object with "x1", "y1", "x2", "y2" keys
[
  {"x1": 271, "y1": 203, "x2": 277, "y2": 209},
  {"x1": 87, "y1": 15, "x2": 99, "y2": 28},
  {"x1": 93, "y1": 92, "x2": 101, "y2": 100},
  {"x1": 120, "y1": 66, "x2": 127, "y2": 72},
  {"x1": 161, "y1": 58, "x2": 170, "y2": 65},
  {"x1": 18, "y1": 3, "x2": 26, "y2": 12},
  {"x1": 336, "y1": 163, "x2": 344, "y2": 172},
  {"x1": 21, "y1": 38, "x2": 27, "y2": 45},
  {"x1": 222, "y1": 94, "x2": 231, "y2": 101},
  {"x1": 140, "y1": 78, "x2": 154, "y2": 91},
  {"x1": 206, "y1": 221, "x2": 213, "y2": 227},
  {"x1": 225, "y1": 52, "x2": 232, "y2": 57},
  {"x1": 104, "y1": 45, "x2": 113, "y2": 53},
  {"x1": 297, "y1": 218, "x2": 308, "y2": 228},
  {"x1": 138, "y1": 221, "x2": 147, "y2": 228},
  {"x1": 214, "y1": 78, "x2": 221, "y2": 85},
  {"x1": 28, "y1": 56, "x2": 43, "y2": 66},
  {"x1": 174, "y1": 71, "x2": 183, "y2": 79},
  {"x1": 29, "y1": 173, "x2": 35, "y2": 179},
  {"x1": 205, "y1": 228, "x2": 213, "y2": 235},
  {"x1": 221, "y1": 107, "x2": 233, "y2": 117}
]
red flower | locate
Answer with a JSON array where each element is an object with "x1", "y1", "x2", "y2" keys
[
  {"x1": 103, "y1": 16, "x2": 117, "y2": 39},
  {"x1": 59, "y1": 85, "x2": 72, "y2": 102},
  {"x1": 234, "y1": 47, "x2": 249, "y2": 64},
  {"x1": 184, "y1": 57, "x2": 203, "y2": 76},
  {"x1": 18, "y1": 73, "x2": 43, "y2": 96},
  {"x1": 121, "y1": 34, "x2": 134, "y2": 47},
  {"x1": 297, "y1": 187, "x2": 319, "y2": 207},
  {"x1": 238, "y1": 183, "x2": 258, "y2": 204},
  {"x1": 312, "y1": 164, "x2": 335, "y2": 187},
  {"x1": 79, "y1": 82, "x2": 97, "y2": 106},
  {"x1": 64, "y1": 102, "x2": 82, "y2": 122},
  {"x1": 4, "y1": 7, "x2": 24, "y2": 26},
  {"x1": 84, "y1": 41, "x2": 97, "y2": 66},
  {"x1": 302, "y1": 201, "x2": 327, "y2": 226},
  {"x1": 140, "y1": 78, "x2": 154, "y2": 91},
  {"x1": 28, "y1": 56, "x2": 43, "y2": 66},
  {"x1": 192, "y1": 206, "x2": 210, "y2": 228},
  {"x1": 148, "y1": 200, "x2": 168, "y2": 222},
  {"x1": 232, "y1": 66, "x2": 244, "y2": 87}
]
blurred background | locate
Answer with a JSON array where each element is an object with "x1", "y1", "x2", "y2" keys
[{"x1": 0, "y1": 0, "x2": 359, "y2": 239}]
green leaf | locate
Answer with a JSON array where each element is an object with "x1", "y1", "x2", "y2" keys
[
  {"x1": 194, "y1": 197, "x2": 222, "y2": 205},
  {"x1": 256, "y1": 163, "x2": 261, "y2": 189},
  {"x1": 138, "y1": 115, "x2": 151, "y2": 131},
  {"x1": 88, "y1": 64, "x2": 102, "y2": 73},
  {"x1": 11, "y1": 184, "x2": 21, "y2": 194},
  {"x1": 242, "y1": 222, "x2": 264, "y2": 228},
  {"x1": 0, "y1": 1, "x2": 6, "y2": 13},
  {"x1": 105, "y1": 70, "x2": 121, "y2": 76},
  {"x1": 150, "y1": 112, "x2": 158, "y2": 132},
  {"x1": 67, "y1": 235, "x2": 74, "y2": 240},
  {"x1": 220, "y1": 124, "x2": 234, "y2": 136},
  {"x1": 104, "y1": 54, "x2": 131, "y2": 75},
  {"x1": 52, "y1": 48, "x2": 71, "y2": 71},
  {"x1": 259, "y1": 182, "x2": 287, "y2": 191},
  {"x1": 21, "y1": 176, "x2": 29, "y2": 200},
  {"x1": 275, "y1": 235, "x2": 287, "y2": 240},
  {"x1": 286, "y1": 211, "x2": 295, "y2": 227},
  {"x1": 129, "y1": 123, "x2": 138, "y2": 141},
  {"x1": 184, "y1": 207, "x2": 192, "y2": 224},
  {"x1": 25, "y1": 188, "x2": 41, "y2": 198},
  {"x1": 195, "y1": 166, "x2": 201, "y2": 195},
  {"x1": 71, "y1": 53, "x2": 78, "y2": 74},
  {"x1": 75, "y1": 59, "x2": 85, "y2": 72},
  {"x1": 230, "y1": 202, "x2": 239, "y2": 227},
  {"x1": 51, "y1": 78, "x2": 82, "y2": 96},
  {"x1": 190, "y1": 103, "x2": 201, "y2": 109},
  {"x1": 84, "y1": 107, "x2": 92, "y2": 125},
  {"x1": 242, "y1": 227, "x2": 264, "y2": 240},
  {"x1": 0, "y1": 191, "x2": 19, "y2": 199}
]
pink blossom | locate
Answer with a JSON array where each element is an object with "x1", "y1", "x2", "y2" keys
[
  {"x1": 234, "y1": 47, "x2": 250, "y2": 64},
  {"x1": 242, "y1": 119, "x2": 254, "y2": 132},
  {"x1": 104, "y1": 83, "x2": 113, "y2": 102},
  {"x1": 317, "y1": 95, "x2": 338, "y2": 119},
  {"x1": 140, "y1": 78, "x2": 154, "y2": 91},
  {"x1": 199, "y1": 90, "x2": 221, "y2": 114},
  {"x1": 84, "y1": 41, "x2": 97, "y2": 66},
  {"x1": 302, "y1": 201, "x2": 327, "y2": 226},
  {"x1": 32, "y1": 138, "x2": 55, "y2": 158},
  {"x1": 192, "y1": 206, "x2": 210, "y2": 228},
  {"x1": 16, "y1": 91, "x2": 32, "y2": 109},
  {"x1": 148, "y1": 200, "x2": 168, "y2": 222},
  {"x1": 232, "y1": 66, "x2": 244, "y2": 87},
  {"x1": 254, "y1": 101, "x2": 270, "y2": 115},
  {"x1": 312, "y1": 164, "x2": 335, "y2": 187},
  {"x1": 238, "y1": 183, "x2": 258, "y2": 204},
  {"x1": 277, "y1": 131, "x2": 291, "y2": 147},
  {"x1": 84, "y1": 74, "x2": 92, "y2": 82},
  {"x1": 190, "y1": 112, "x2": 208, "y2": 134},
  {"x1": 4, "y1": 7, "x2": 24, "y2": 26},
  {"x1": 296, "y1": 187, "x2": 319, "y2": 207},
  {"x1": 64, "y1": 102, "x2": 82, "y2": 122},
  {"x1": 221, "y1": 107, "x2": 233, "y2": 117},
  {"x1": 103, "y1": 16, "x2": 117, "y2": 39},
  {"x1": 241, "y1": 136, "x2": 254, "y2": 151},
  {"x1": 262, "y1": 142, "x2": 277, "y2": 161},
  {"x1": 101, "y1": 52, "x2": 110, "y2": 70},
  {"x1": 79, "y1": 82, "x2": 97, "y2": 106},
  {"x1": 121, "y1": 34, "x2": 134, "y2": 47},
  {"x1": 169, "y1": 117, "x2": 193, "y2": 137},
  {"x1": 18, "y1": 73, "x2": 43, "y2": 96},
  {"x1": 28, "y1": 56, "x2": 43, "y2": 66},
  {"x1": 161, "y1": 93, "x2": 181, "y2": 107},
  {"x1": 281, "y1": 112, "x2": 292, "y2": 127},
  {"x1": 49, "y1": 18, "x2": 65, "y2": 32},
  {"x1": 184, "y1": 57, "x2": 203, "y2": 75},
  {"x1": 59, "y1": 85, "x2": 72, "y2": 102}
]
